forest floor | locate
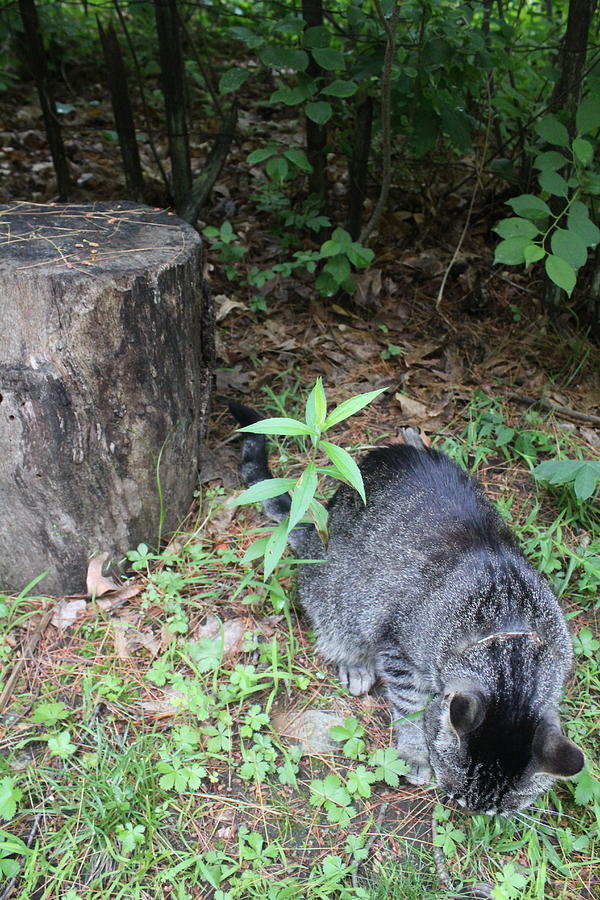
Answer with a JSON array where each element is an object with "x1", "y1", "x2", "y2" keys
[{"x1": 0, "y1": 75, "x2": 599, "y2": 900}]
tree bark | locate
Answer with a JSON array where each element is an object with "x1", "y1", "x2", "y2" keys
[
  {"x1": 0, "y1": 202, "x2": 214, "y2": 596},
  {"x1": 180, "y1": 104, "x2": 238, "y2": 225},
  {"x1": 346, "y1": 92, "x2": 373, "y2": 240},
  {"x1": 549, "y1": 0, "x2": 594, "y2": 115},
  {"x1": 18, "y1": 0, "x2": 71, "y2": 200},
  {"x1": 302, "y1": 0, "x2": 328, "y2": 200},
  {"x1": 153, "y1": 0, "x2": 192, "y2": 213},
  {"x1": 97, "y1": 19, "x2": 145, "y2": 202}
]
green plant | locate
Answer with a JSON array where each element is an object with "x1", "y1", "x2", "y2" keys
[
  {"x1": 0, "y1": 777, "x2": 22, "y2": 821},
  {"x1": 115, "y1": 821, "x2": 146, "y2": 856},
  {"x1": 247, "y1": 144, "x2": 313, "y2": 187},
  {"x1": 202, "y1": 221, "x2": 248, "y2": 280},
  {"x1": 0, "y1": 829, "x2": 28, "y2": 878},
  {"x1": 30, "y1": 700, "x2": 71, "y2": 726},
  {"x1": 494, "y1": 101, "x2": 600, "y2": 296},
  {"x1": 232, "y1": 378, "x2": 384, "y2": 577},
  {"x1": 533, "y1": 458, "x2": 600, "y2": 501},
  {"x1": 314, "y1": 227, "x2": 374, "y2": 296},
  {"x1": 490, "y1": 862, "x2": 528, "y2": 900},
  {"x1": 309, "y1": 773, "x2": 356, "y2": 825},
  {"x1": 432, "y1": 804, "x2": 466, "y2": 858},
  {"x1": 329, "y1": 715, "x2": 366, "y2": 759},
  {"x1": 47, "y1": 729, "x2": 77, "y2": 759},
  {"x1": 367, "y1": 747, "x2": 411, "y2": 786},
  {"x1": 156, "y1": 753, "x2": 208, "y2": 792}
]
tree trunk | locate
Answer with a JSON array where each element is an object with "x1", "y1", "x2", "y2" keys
[
  {"x1": 549, "y1": 0, "x2": 594, "y2": 115},
  {"x1": 302, "y1": 0, "x2": 328, "y2": 200},
  {"x1": 0, "y1": 202, "x2": 214, "y2": 596},
  {"x1": 97, "y1": 18, "x2": 145, "y2": 202},
  {"x1": 18, "y1": 0, "x2": 71, "y2": 200},
  {"x1": 153, "y1": 0, "x2": 192, "y2": 213},
  {"x1": 346, "y1": 92, "x2": 373, "y2": 240},
  {"x1": 180, "y1": 103, "x2": 238, "y2": 225}
]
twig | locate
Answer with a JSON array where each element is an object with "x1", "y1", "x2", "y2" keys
[
  {"x1": 493, "y1": 272, "x2": 539, "y2": 296},
  {"x1": 505, "y1": 391, "x2": 600, "y2": 427},
  {"x1": 351, "y1": 800, "x2": 389, "y2": 889},
  {"x1": 0, "y1": 606, "x2": 54, "y2": 716},
  {"x1": 359, "y1": 0, "x2": 400, "y2": 245},
  {"x1": 431, "y1": 813, "x2": 454, "y2": 891},
  {"x1": 436, "y1": 74, "x2": 494, "y2": 310}
]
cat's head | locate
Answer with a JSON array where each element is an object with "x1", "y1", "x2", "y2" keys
[{"x1": 424, "y1": 682, "x2": 584, "y2": 815}]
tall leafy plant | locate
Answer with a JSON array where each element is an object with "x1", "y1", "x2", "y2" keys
[
  {"x1": 494, "y1": 99, "x2": 600, "y2": 296},
  {"x1": 231, "y1": 380, "x2": 384, "y2": 578}
]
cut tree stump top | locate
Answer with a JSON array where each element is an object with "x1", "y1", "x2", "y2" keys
[{"x1": 0, "y1": 200, "x2": 198, "y2": 277}]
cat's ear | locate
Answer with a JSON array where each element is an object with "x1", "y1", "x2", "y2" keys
[
  {"x1": 532, "y1": 718, "x2": 584, "y2": 778},
  {"x1": 447, "y1": 689, "x2": 487, "y2": 736}
]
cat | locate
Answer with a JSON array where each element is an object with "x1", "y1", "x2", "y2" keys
[{"x1": 230, "y1": 401, "x2": 585, "y2": 815}]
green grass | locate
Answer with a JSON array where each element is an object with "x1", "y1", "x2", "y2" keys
[{"x1": 0, "y1": 396, "x2": 599, "y2": 899}]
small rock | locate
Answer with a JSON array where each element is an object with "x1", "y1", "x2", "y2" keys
[
  {"x1": 580, "y1": 426, "x2": 600, "y2": 449},
  {"x1": 271, "y1": 707, "x2": 346, "y2": 754}
]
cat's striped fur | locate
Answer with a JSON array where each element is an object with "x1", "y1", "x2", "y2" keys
[{"x1": 230, "y1": 402, "x2": 584, "y2": 814}]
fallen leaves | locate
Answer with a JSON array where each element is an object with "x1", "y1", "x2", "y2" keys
[
  {"x1": 193, "y1": 613, "x2": 281, "y2": 658},
  {"x1": 113, "y1": 623, "x2": 160, "y2": 659},
  {"x1": 51, "y1": 599, "x2": 86, "y2": 632},
  {"x1": 86, "y1": 553, "x2": 120, "y2": 597},
  {"x1": 394, "y1": 391, "x2": 450, "y2": 426},
  {"x1": 85, "y1": 553, "x2": 141, "y2": 610},
  {"x1": 215, "y1": 294, "x2": 248, "y2": 322}
]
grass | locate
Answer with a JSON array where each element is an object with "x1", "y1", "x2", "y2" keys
[{"x1": 0, "y1": 393, "x2": 599, "y2": 900}]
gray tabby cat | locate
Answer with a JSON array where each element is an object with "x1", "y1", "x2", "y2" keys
[{"x1": 230, "y1": 402, "x2": 584, "y2": 815}]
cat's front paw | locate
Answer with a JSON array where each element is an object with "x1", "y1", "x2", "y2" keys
[
  {"x1": 403, "y1": 760, "x2": 433, "y2": 785},
  {"x1": 338, "y1": 663, "x2": 377, "y2": 696},
  {"x1": 395, "y1": 721, "x2": 432, "y2": 785}
]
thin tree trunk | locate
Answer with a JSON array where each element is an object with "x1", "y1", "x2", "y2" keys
[
  {"x1": 549, "y1": 0, "x2": 594, "y2": 115},
  {"x1": 360, "y1": 0, "x2": 400, "y2": 245},
  {"x1": 112, "y1": 0, "x2": 170, "y2": 191},
  {"x1": 302, "y1": 0, "x2": 327, "y2": 200},
  {"x1": 180, "y1": 104, "x2": 238, "y2": 225},
  {"x1": 588, "y1": 248, "x2": 600, "y2": 340},
  {"x1": 346, "y1": 92, "x2": 373, "y2": 240},
  {"x1": 98, "y1": 19, "x2": 145, "y2": 202},
  {"x1": 18, "y1": 0, "x2": 71, "y2": 200},
  {"x1": 154, "y1": 0, "x2": 191, "y2": 213}
]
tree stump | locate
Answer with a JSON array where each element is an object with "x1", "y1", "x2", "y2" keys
[{"x1": 0, "y1": 202, "x2": 214, "y2": 595}]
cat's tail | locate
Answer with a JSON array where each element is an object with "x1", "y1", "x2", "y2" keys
[
  {"x1": 229, "y1": 401, "x2": 311, "y2": 551},
  {"x1": 400, "y1": 426, "x2": 426, "y2": 450}
]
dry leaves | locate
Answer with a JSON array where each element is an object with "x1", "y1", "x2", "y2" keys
[
  {"x1": 140, "y1": 688, "x2": 185, "y2": 718},
  {"x1": 215, "y1": 294, "x2": 248, "y2": 322},
  {"x1": 394, "y1": 391, "x2": 429, "y2": 420},
  {"x1": 85, "y1": 553, "x2": 141, "y2": 610},
  {"x1": 113, "y1": 622, "x2": 160, "y2": 659},
  {"x1": 199, "y1": 444, "x2": 241, "y2": 487},
  {"x1": 580, "y1": 426, "x2": 600, "y2": 449},
  {"x1": 394, "y1": 391, "x2": 451, "y2": 428},
  {"x1": 51, "y1": 599, "x2": 87, "y2": 632},
  {"x1": 86, "y1": 553, "x2": 120, "y2": 597}
]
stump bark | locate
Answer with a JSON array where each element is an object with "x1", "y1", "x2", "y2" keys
[{"x1": 0, "y1": 202, "x2": 214, "y2": 595}]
